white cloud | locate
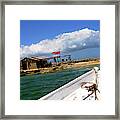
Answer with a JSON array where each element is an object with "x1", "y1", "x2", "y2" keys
[{"x1": 20, "y1": 28, "x2": 100, "y2": 58}]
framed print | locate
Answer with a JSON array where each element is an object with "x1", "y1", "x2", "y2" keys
[{"x1": 0, "y1": 0, "x2": 119, "y2": 119}]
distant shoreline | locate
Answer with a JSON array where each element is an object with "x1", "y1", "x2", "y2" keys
[{"x1": 20, "y1": 58, "x2": 100, "y2": 76}]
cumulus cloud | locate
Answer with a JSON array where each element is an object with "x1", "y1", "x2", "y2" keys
[{"x1": 20, "y1": 28, "x2": 100, "y2": 58}]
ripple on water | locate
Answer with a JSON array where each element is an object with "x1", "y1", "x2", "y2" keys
[{"x1": 20, "y1": 64, "x2": 100, "y2": 100}]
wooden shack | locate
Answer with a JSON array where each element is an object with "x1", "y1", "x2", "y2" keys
[{"x1": 20, "y1": 57, "x2": 49, "y2": 70}]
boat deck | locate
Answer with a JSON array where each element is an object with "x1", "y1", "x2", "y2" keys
[{"x1": 39, "y1": 69, "x2": 100, "y2": 100}]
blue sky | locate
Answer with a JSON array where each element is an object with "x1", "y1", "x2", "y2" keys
[
  {"x1": 20, "y1": 20, "x2": 100, "y2": 59},
  {"x1": 20, "y1": 20, "x2": 100, "y2": 46}
]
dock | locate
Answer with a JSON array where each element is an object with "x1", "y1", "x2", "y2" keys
[{"x1": 39, "y1": 69, "x2": 100, "y2": 100}]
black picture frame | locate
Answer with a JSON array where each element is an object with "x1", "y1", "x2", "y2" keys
[{"x1": 0, "y1": 0, "x2": 119, "y2": 119}]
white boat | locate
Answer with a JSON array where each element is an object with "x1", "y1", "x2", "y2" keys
[{"x1": 39, "y1": 67, "x2": 100, "y2": 100}]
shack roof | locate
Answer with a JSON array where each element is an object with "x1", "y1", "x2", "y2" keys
[
  {"x1": 21, "y1": 54, "x2": 71, "y2": 61},
  {"x1": 21, "y1": 57, "x2": 47, "y2": 62}
]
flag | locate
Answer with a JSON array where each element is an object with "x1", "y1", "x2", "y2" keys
[{"x1": 52, "y1": 51, "x2": 60, "y2": 54}]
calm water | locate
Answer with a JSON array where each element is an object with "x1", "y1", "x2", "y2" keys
[{"x1": 20, "y1": 64, "x2": 100, "y2": 100}]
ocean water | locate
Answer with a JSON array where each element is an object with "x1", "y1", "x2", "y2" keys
[{"x1": 20, "y1": 64, "x2": 100, "y2": 100}]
